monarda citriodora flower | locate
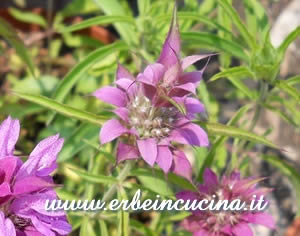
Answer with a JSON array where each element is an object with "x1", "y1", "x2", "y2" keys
[
  {"x1": 176, "y1": 168, "x2": 275, "y2": 236},
  {"x1": 93, "y1": 7, "x2": 210, "y2": 180},
  {"x1": 0, "y1": 116, "x2": 71, "y2": 236}
]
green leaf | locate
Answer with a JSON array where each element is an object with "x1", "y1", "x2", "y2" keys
[
  {"x1": 0, "y1": 17, "x2": 35, "y2": 76},
  {"x1": 261, "y1": 154, "x2": 300, "y2": 214},
  {"x1": 209, "y1": 66, "x2": 254, "y2": 82},
  {"x1": 131, "y1": 169, "x2": 174, "y2": 196},
  {"x1": 243, "y1": 0, "x2": 269, "y2": 37},
  {"x1": 197, "y1": 105, "x2": 251, "y2": 180},
  {"x1": 156, "y1": 12, "x2": 234, "y2": 36},
  {"x1": 14, "y1": 92, "x2": 106, "y2": 126},
  {"x1": 80, "y1": 217, "x2": 97, "y2": 236},
  {"x1": 61, "y1": 15, "x2": 135, "y2": 33},
  {"x1": 131, "y1": 168, "x2": 196, "y2": 192},
  {"x1": 92, "y1": 0, "x2": 136, "y2": 44},
  {"x1": 198, "y1": 121, "x2": 279, "y2": 149},
  {"x1": 99, "y1": 221, "x2": 109, "y2": 236},
  {"x1": 58, "y1": 123, "x2": 99, "y2": 162},
  {"x1": 262, "y1": 103, "x2": 298, "y2": 126},
  {"x1": 217, "y1": 0, "x2": 256, "y2": 49},
  {"x1": 47, "y1": 41, "x2": 127, "y2": 124},
  {"x1": 9, "y1": 8, "x2": 47, "y2": 28},
  {"x1": 277, "y1": 26, "x2": 300, "y2": 59},
  {"x1": 130, "y1": 220, "x2": 157, "y2": 236},
  {"x1": 286, "y1": 76, "x2": 300, "y2": 86},
  {"x1": 227, "y1": 76, "x2": 257, "y2": 100},
  {"x1": 275, "y1": 80, "x2": 300, "y2": 102},
  {"x1": 182, "y1": 32, "x2": 249, "y2": 62},
  {"x1": 67, "y1": 167, "x2": 118, "y2": 184}
]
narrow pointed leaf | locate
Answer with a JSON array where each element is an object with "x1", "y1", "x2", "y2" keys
[
  {"x1": 9, "y1": 8, "x2": 47, "y2": 28},
  {"x1": 197, "y1": 121, "x2": 279, "y2": 149},
  {"x1": 47, "y1": 41, "x2": 127, "y2": 124},
  {"x1": 67, "y1": 167, "x2": 118, "y2": 184},
  {"x1": 209, "y1": 66, "x2": 254, "y2": 82},
  {"x1": 275, "y1": 80, "x2": 300, "y2": 102},
  {"x1": 62, "y1": 15, "x2": 135, "y2": 33},
  {"x1": 217, "y1": 0, "x2": 256, "y2": 49},
  {"x1": 182, "y1": 32, "x2": 249, "y2": 62},
  {"x1": 286, "y1": 76, "x2": 300, "y2": 86},
  {"x1": 277, "y1": 26, "x2": 300, "y2": 59},
  {"x1": 15, "y1": 92, "x2": 106, "y2": 126},
  {"x1": 197, "y1": 105, "x2": 251, "y2": 180},
  {"x1": 92, "y1": 0, "x2": 136, "y2": 44}
]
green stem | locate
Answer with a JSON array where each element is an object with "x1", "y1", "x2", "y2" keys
[
  {"x1": 236, "y1": 81, "x2": 269, "y2": 164},
  {"x1": 102, "y1": 161, "x2": 133, "y2": 202}
]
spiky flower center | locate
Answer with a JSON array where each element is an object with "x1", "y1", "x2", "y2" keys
[
  {"x1": 128, "y1": 95, "x2": 177, "y2": 139},
  {"x1": 1, "y1": 204, "x2": 32, "y2": 230},
  {"x1": 9, "y1": 214, "x2": 32, "y2": 230},
  {"x1": 202, "y1": 187, "x2": 251, "y2": 234}
]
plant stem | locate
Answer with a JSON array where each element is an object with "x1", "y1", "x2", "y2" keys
[
  {"x1": 235, "y1": 81, "x2": 269, "y2": 165},
  {"x1": 102, "y1": 161, "x2": 133, "y2": 202}
]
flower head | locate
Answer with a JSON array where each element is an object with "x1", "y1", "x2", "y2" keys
[
  {"x1": 0, "y1": 116, "x2": 71, "y2": 235},
  {"x1": 176, "y1": 168, "x2": 275, "y2": 236},
  {"x1": 93, "y1": 6, "x2": 210, "y2": 180}
]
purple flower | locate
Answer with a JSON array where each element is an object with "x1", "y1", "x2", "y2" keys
[
  {"x1": 0, "y1": 116, "x2": 72, "y2": 236},
  {"x1": 94, "y1": 66, "x2": 209, "y2": 180},
  {"x1": 93, "y1": 6, "x2": 210, "y2": 180},
  {"x1": 176, "y1": 168, "x2": 275, "y2": 236}
]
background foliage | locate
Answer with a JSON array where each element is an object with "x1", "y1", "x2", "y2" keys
[{"x1": 0, "y1": 0, "x2": 299, "y2": 235}]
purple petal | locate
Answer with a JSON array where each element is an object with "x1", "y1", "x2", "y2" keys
[
  {"x1": 93, "y1": 86, "x2": 127, "y2": 107},
  {"x1": 50, "y1": 220, "x2": 72, "y2": 235},
  {"x1": 163, "y1": 62, "x2": 181, "y2": 86},
  {"x1": 24, "y1": 226, "x2": 44, "y2": 236},
  {"x1": 203, "y1": 168, "x2": 218, "y2": 187},
  {"x1": 113, "y1": 107, "x2": 129, "y2": 122},
  {"x1": 170, "y1": 122, "x2": 209, "y2": 147},
  {"x1": 139, "y1": 63, "x2": 165, "y2": 86},
  {"x1": 11, "y1": 191, "x2": 65, "y2": 217},
  {"x1": 0, "y1": 182, "x2": 11, "y2": 197},
  {"x1": 0, "y1": 157, "x2": 18, "y2": 182},
  {"x1": 172, "y1": 82, "x2": 196, "y2": 94},
  {"x1": 194, "y1": 230, "x2": 209, "y2": 236},
  {"x1": 176, "y1": 191, "x2": 198, "y2": 201},
  {"x1": 13, "y1": 176, "x2": 54, "y2": 195},
  {"x1": 115, "y1": 78, "x2": 138, "y2": 96},
  {"x1": 156, "y1": 146, "x2": 173, "y2": 173},
  {"x1": 180, "y1": 71, "x2": 203, "y2": 84},
  {"x1": 0, "y1": 116, "x2": 20, "y2": 159},
  {"x1": 30, "y1": 216, "x2": 56, "y2": 236},
  {"x1": 157, "y1": 5, "x2": 180, "y2": 68},
  {"x1": 116, "y1": 63, "x2": 135, "y2": 81},
  {"x1": 137, "y1": 138, "x2": 157, "y2": 166},
  {"x1": 116, "y1": 142, "x2": 139, "y2": 164},
  {"x1": 0, "y1": 212, "x2": 16, "y2": 236},
  {"x1": 242, "y1": 212, "x2": 275, "y2": 229},
  {"x1": 232, "y1": 223, "x2": 253, "y2": 236},
  {"x1": 185, "y1": 97, "x2": 205, "y2": 115},
  {"x1": 172, "y1": 150, "x2": 192, "y2": 180},
  {"x1": 16, "y1": 135, "x2": 64, "y2": 180},
  {"x1": 100, "y1": 119, "x2": 128, "y2": 144},
  {"x1": 181, "y1": 54, "x2": 212, "y2": 70}
]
